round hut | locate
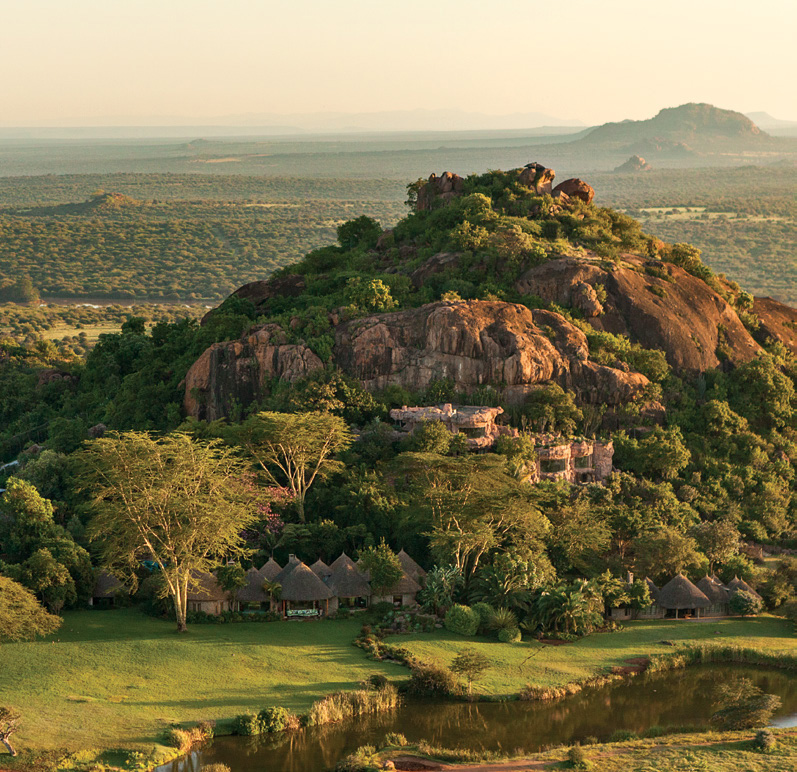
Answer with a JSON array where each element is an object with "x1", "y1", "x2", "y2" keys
[
  {"x1": 696, "y1": 575, "x2": 730, "y2": 616},
  {"x1": 273, "y1": 555, "x2": 301, "y2": 585},
  {"x1": 371, "y1": 570, "x2": 422, "y2": 608},
  {"x1": 187, "y1": 571, "x2": 231, "y2": 616},
  {"x1": 328, "y1": 561, "x2": 371, "y2": 608},
  {"x1": 329, "y1": 552, "x2": 358, "y2": 572},
  {"x1": 310, "y1": 559, "x2": 332, "y2": 579},
  {"x1": 657, "y1": 574, "x2": 710, "y2": 619},
  {"x1": 397, "y1": 549, "x2": 427, "y2": 584},
  {"x1": 278, "y1": 561, "x2": 336, "y2": 618},
  {"x1": 90, "y1": 570, "x2": 127, "y2": 607},
  {"x1": 237, "y1": 566, "x2": 273, "y2": 612},
  {"x1": 259, "y1": 557, "x2": 282, "y2": 581},
  {"x1": 637, "y1": 577, "x2": 664, "y2": 619},
  {"x1": 726, "y1": 576, "x2": 763, "y2": 602}
]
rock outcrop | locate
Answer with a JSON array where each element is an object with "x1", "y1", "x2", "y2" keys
[
  {"x1": 518, "y1": 163, "x2": 556, "y2": 195},
  {"x1": 552, "y1": 178, "x2": 595, "y2": 204},
  {"x1": 614, "y1": 155, "x2": 653, "y2": 173},
  {"x1": 201, "y1": 274, "x2": 306, "y2": 324},
  {"x1": 516, "y1": 255, "x2": 761, "y2": 372},
  {"x1": 184, "y1": 324, "x2": 323, "y2": 420},
  {"x1": 333, "y1": 300, "x2": 648, "y2": 405},
  {"x1": 416, "y1": 172, "x2": 465, "y2": 211},
  {"x1": 754, "y1": 296, "x2": 797, "y2": 355},
  {"x1": 184, "y1": 300, "x2": 650, "y2": 419}
]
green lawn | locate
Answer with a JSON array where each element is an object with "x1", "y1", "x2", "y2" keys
[
  {"x1": 1, "y1": 608, "x2": 406, "y2": 756},
  {"x1": 386, "y1": 616, "x2": 797, "y2": 697}
]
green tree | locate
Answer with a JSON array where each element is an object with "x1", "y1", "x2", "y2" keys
[
  {"x1": 523, "y1": 385, "x2": 583, "y2": 435},
  {"x1": 632, "y1": 527, "x2": 706, "y2": 581},
  {"x1": 614, "y1": 427, "x2": 691, "y2": 480},
  {"x1": 729, "y1": 590, "x2": 763, "y2": 616},
  {"x1": 216, "y1": 563, "x2": 247, "y2": 609},
  {"x1": 78, "y1": 431, "x2": 258, "y2": 632},
  {"x1": 229, "y1": 411, "x2": 354, "y2": 522},
  {"x1": 359, "y1": 540, "x2": 403, "y2": 597},
  {"x1": 711, "y1": 678, "x2": 781, "y2": 730},
  {"x1": 690, "y1": 520, "x2": 740, "y2": 571},
  {"x1": 337, "y1": 216, "x2": 382, "y2": 250},
  {"x1": 407, "y1": 421, "x2": 452, "y2": 454},
  {"x1": 14, "y1": 548, "x2": 76, "y2": 613},
  {"x1": 0, "y1": 477, "x2": 59, "y2": 561},
  {"x1": 0, "y1": 576, "x2": 61, "y2": 642},
  {"x1": 418, "y1": 564, "x2": 462, "y2": 614},
  {"x1": 450, "y1": 648, "x2": 490, "y2": 698},
  {"x1": 345, "y1": 277, "x2": 396, "y2": 314}
]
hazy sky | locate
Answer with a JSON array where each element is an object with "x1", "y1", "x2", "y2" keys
[{"x1": 3, "y1": 0, "x2": 795, "y2": 126}]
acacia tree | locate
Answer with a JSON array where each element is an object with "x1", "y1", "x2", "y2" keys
[
  {"x1": 78, "y1": 432, "x2": 259, "y2": 632},
  {"x1": 0, "y1": 576, "x2": 61, "y2": 642},
  {"x1": 228, "y1": 411, "x2": 354, "y2": 522},
  {"x1": 450, "y1": 649, "x2": 490, "y2": 699}
]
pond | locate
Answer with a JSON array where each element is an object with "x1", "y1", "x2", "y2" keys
[{"x1": 159, "y1": 664, "x2": 797, "y2": 772}]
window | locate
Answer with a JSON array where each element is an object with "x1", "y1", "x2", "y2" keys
[
  {"x1": 540, "y1": 458, "x2": 567, "y2": 474},
  {"x1": 459, "y1": 426, "x2": 486, "y2": 438},
  {"x1": 574, "y1": 454, "x2": 593, "y2": 469}
]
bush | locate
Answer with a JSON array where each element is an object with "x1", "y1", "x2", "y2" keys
[
  {"x1": 383, "y1": 732, "x2": 408, "y2": 747},
  {"x1": 203, "y1": 766, "x2": 231, "y2": 772},
  {"x1": 498, "y1": 627, "x2": 522, "y2": 643},
  {"x1": 232, "y1": 712, "x2": 260, "y2": 736},
  {"x1": 334, "y1": 744, "x2": 380, "y2": 772},
  {"x1": 608, "y1": 729, "x2": 638, "y2": 742},
  {"x1": 730, "y1": 590, "x2": 763, "y2": 616},
  {"x1": 567, "y1": 745, "x2": 590, "y2": 769},
  {"x1": 445, "y1": 604, "x2": 479, "y2": 636},
  {"x1": 407, "y1": 662, "x2": 460, "y2": 697},
  {"x1": 754, "y1": 728, "x2": 775, "y2": 751},
  {"x1": 471, "y1": 601, "x2": 496, "y2": 633},
  {"x1": 368, "y1": 674, "x2": 389, "y2": 689},
  {"x1": 490, "y1": 608, "x2": 518, "y2": 633},
  {"x1": 258, "y1": 706, "x2": 295, "y2": 733}
]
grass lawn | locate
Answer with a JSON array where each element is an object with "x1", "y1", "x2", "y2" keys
[
  {"x1": 386, "y1": 616, "x2": 797, "y2": 698},
  {"x1": 1, "y1": 608, "x2": 406, "y2": 756}
]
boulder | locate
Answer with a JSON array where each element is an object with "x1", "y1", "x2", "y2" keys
[
  {"x1": 416, "y1": 172, "x2": 465, "y2": 211},
  {"x1": 516, "y1": 255, "x2": 761, "y2": 372},
  {"x1": 333, "y1": 300, "x2": 648, "y2": 405},
  {"x1": 552, "y1": 178, "x2": 595, "y2": 203},
  {"x1": 410, "y1": 252, "x2": 462, "y2": 288},
  {"x1": 183, "y1": 324, "x2": 323, "y2": 420},
  {"x1": 518, "y1": 163, "x2": 556, "y2": 195},
  {"x1": 201, "y1": 274, "x2": 306, "y2": 324},
  {"x1": 753, "y1": 296, "x2": 797, "y2": 355}
]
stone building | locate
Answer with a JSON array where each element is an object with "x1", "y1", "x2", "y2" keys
[
  {"x1": 533, "y1": 437, "x2": 614, "y2": 484},
  {"x1": 389, "y1": 404, "x2": 512, "y2": 450}
]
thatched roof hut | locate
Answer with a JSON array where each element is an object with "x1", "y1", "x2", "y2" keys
[
  {"x1": 187, "y1": 571, "x2": 227, "y2": 601},
  {"x1": 696, "y1": 575, "x2": 729, "y2": 605},
  {"x1": 398, "y1": 549, "x2": 426, "y2": 581},
  {"x1": 93, "y1": 570, "x2": 126, "y2": 599},
  {"x1": 328, "y1": 562, "x2": 371, "y2": 599},
  {"x1": 645, "y1": 577, "x2": 660, "y2": 603},
  {"x1": 330, "y1": 552, "x2": 357, "y2": 571},
  {"x1": 727, "y1": 576, "x2": 763, "y2": 601},
  {"x1": 658, "y1": 574, "x2": 710, "y2": 610},
  {"x1": 279, "y1": 562, "x2": 334, "y2": 602},
  {"x1": 310, "y1": 559, "x2": 332, "y2": 579},
  {"x1": 379, "y1": 570, "x2": 422, "y2": 597},
  {"x1": 259, "y1": 558, "x2": 282, "y2": 580},
  {"x1": 237, "y1": 567, "x2": 271, "y2": 603},
  {"x1": 274, "y1": 555, "x2": 301, "y2": 585}
]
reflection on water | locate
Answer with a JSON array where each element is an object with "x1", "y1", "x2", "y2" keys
[{"x1": 158, "y1": 665, "x2": 797, "y2": 772}]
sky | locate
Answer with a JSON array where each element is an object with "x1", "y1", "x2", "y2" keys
[{"x1": 2, "y1": 0, "x2": 795, "y2": 127}]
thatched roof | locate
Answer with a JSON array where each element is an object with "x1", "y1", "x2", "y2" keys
[
  {"x1": 187, "y1": 570, "x2": 227, "y2": 602},
  {"x1": 279, "y1": 561, "x2": 334, "y2": 601},
  {"x1": 697, "y1": 575, "x2": 729, "y2": 605},
  {"x1": 237, "y1": 567, "x2": 271, "y2": 603},
  {"x1": 373, "y1": 569, "x2": 421, "y2": 597},
  {"x1": 328, "y1": 562, "x2": 371, "y2": 598},
  {"x1": 93, "y1": 570, "x2": 126, "y2": 599},
  {"x1": 259, "y1": 558, "x2": 282, "y2": 581},
  {"x1": 657, "y1": 574, "x2": 710, "y2": 609},
  {"x1": 398, "y1": 549, "x2": 427, "y2": 581},
  {"x1": 310, "y1": 559, "x2": 332, "y2": 579},
  {"x1": 330, "y1": 552, "x2": 357, "y2": 571},
  {"x1": 274, "y1": 555, "x2": 301, "y2": 585},
  {"x1": 727, "y1": 576, "x2": 763, "y2": 601},
  {"x1": 645, "y1": 577, "x2": 660, "y2": 603}
]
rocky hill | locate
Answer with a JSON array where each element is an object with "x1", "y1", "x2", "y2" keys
[{"x1": 184, "y1": 161, "x2": 796, "y2": 423}]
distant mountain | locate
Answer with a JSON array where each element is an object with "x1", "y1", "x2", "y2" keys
[
  {"x1": 745, "y1": 111, "x2": 797, "y2": 129},
  {"x1": 577, "y1": 103, "x2": 769, "y2": 152}
]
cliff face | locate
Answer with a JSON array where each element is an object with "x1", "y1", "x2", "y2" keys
[
  {"x1": 184, "y1": 300, "x2": 649, "y2": 419},
  {"x1": 516, "y1": 255, "x2": 761, "y2": 372},
  {"x1": 753, "y1": 296, "x2": 797, "y2": 356}
]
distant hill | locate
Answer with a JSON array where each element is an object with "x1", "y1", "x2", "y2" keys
[
  {"x1": 745, "y1": 111, "x2": 797, "y2": 129},
  {"x1": 577, "y1": 103, "x2": 769, "y2": 152}
]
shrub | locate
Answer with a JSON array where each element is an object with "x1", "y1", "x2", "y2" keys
[
  {"x1": 334, "y1": 744, "x2": 380, "y2": 772},
  {"x1": 754, "y1": 728, "x2": 775, "y2": 751},
  {"x1": 383, "y1": 732, "x2": 408, "y2": 747},
  {"x1": 407, "y1": 662, "x2": 460, "y2": 697},
  {"x1": 490, "y1": 608, "x2": 518, "y2": 633},
  {"x1": 367, "y1": 674, "x2": 389, "y2": 690},
  {"x1": 203, "y1": 766, "x2": 231, "y2": 772},
  {"x1": 567, "y1": 745, "x2": 590, "y2": 769},
  {"x1": 608, "y1": 729, "x2": 637, "y2": 742},
  {"x1": 232, "y1": 712, "x2": 260, "y2": 736},
  {"x1": 258, "y1": 706, "x2": 296, "y2": 733},
  {"x1": 445, "y1": 604, "x2": 479, "y2": 636},
  {"x1": 729, "y1": 590, "x2": 763, "y2": 616},
  {"x1": 471, "y1": 601, "x2": 496, "y2": 632},
  {"x1": 498, "y1": 627, "x2": 522, "y2": 643}
]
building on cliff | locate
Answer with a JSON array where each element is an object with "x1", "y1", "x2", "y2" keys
[{"x1": 389, "y1": 404, "x2": 613, "y2": 484}]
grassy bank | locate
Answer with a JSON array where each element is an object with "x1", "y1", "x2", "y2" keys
[
  {"x1": 385, "y1": 616, "x2": 797, "y2": 698},
  {"x1": 0, "y1": 608, "x2": 407, "y2": 760}
]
